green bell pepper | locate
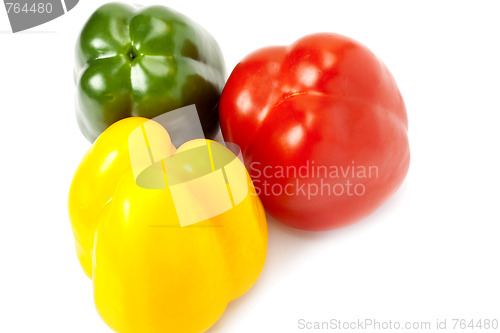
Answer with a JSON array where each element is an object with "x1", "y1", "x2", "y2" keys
[{"x1": 74, "y1": 2, "x2": 226, "y2": 142}]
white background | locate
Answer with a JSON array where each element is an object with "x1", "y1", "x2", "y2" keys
[{"x1": 1, "y1": 0, "x2": 500, "y2": 332}]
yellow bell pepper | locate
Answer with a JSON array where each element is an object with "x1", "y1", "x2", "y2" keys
[{"x1": 68, "y1": 117, "x2": 268, "y2": 333}]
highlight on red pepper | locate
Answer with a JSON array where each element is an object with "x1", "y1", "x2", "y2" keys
[{"x1": 219, "y1": 32, "x2": 410, "y2": 231}]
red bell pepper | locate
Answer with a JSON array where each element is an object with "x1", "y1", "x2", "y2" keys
[{"x1": 220, "y1": 33, "x2": 410, "y2": 230}]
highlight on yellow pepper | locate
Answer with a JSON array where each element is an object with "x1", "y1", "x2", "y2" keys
[{"x1": 68, "y1": 117, "x2": 268, "y2": 333}]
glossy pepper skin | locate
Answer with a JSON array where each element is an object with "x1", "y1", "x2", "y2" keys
[
  {"x1": 220, "y1": 33, "x2": 410, "y2": 231},
  {"x1": 75, "y1": 3, "x2": 226, "y2": 142},
  {"x1": 68, "y1": 117, "x2": 267, "y2": 333}
]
